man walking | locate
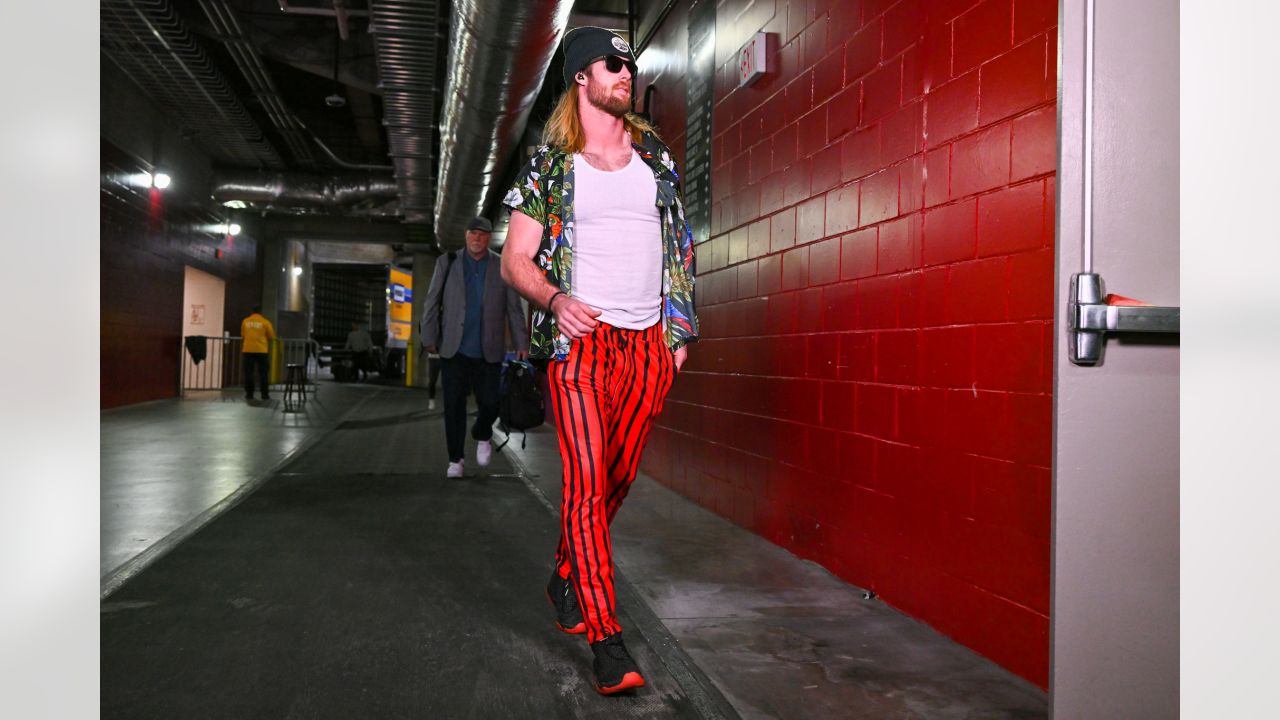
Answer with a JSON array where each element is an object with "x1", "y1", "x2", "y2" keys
[
  {"x1": 420, "y1": 216, "x2": 529, "y2": 478},
  {"x1": 240, "y1": 305, "x2": 276, "y2": 401},
  {"x1": 344, "y1": 321, "x2": 375, "y2": 382},
  {"x1": 500, "y1": 26, "x2": 698, "y2": 695}
]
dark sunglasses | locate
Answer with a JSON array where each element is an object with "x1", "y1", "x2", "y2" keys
[{"x1": 600, "y1": 55, "x2": 637, "y2": 75}]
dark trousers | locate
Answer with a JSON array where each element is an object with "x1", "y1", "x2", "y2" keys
[
  {"x1": 243, "y1": 353, "x2": 270, "y2": 398},
  {"x1": 441, "y1": 354, "x2": 501, "y2": 463},
  {"x1": 352, "y1": 350, "x2": 373, "y2": 380},
  {"x1": 426, "y1": 356, "x2": 442, "y2": 398}
]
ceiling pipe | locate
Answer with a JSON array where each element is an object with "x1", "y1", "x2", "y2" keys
[
  {"x1": 277, "y1": 0, "x2": 369, "y2": 17},
  {"x1": 277, "y1": 0, "x2": 369, "y2": 41},
  {"x1": 369, "y1": 0, "x2": 446, "y2": 232},
  {"x1": 335, "y1": 2, "x2": 350, "y2": 40},
  {"x1": 432, "y1": 0, "x2": 574, "y2": 248},
  {"x1": 197, "y1": 0, "x2": 319, "y2": 168},
  {"x1": 235, "y1": 204, "x2": 402, "y2": 218},
  {"x1": 293, "y1": 118, "x2": 393, "y2": 171},
  {"x1": 212, "y1": 172, "x2": 399, "y2": 206}
]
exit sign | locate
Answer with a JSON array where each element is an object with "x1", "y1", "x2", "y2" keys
[{"x1": 737, "y1": 32, "x2": 769, "y2": 87}]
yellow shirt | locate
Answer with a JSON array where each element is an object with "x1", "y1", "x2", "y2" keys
[{"x1": 240, "y1": 313, "x2": 276, "y2": 354}]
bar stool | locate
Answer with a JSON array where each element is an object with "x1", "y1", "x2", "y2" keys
[{"x1": 283, "y1": 363, "x2": 307, "y2": 409}]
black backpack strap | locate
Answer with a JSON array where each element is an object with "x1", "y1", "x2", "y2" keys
[{"x1": 435, "y1": 251, "x2": 458, "y2": 343}]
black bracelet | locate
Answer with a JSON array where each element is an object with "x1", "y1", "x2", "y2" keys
[{"x1": 547, "y1": 290, "x2": 565, "y2": 310}]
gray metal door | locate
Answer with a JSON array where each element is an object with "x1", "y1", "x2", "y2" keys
[{"x1": 1052, "y1": 0, "x2": 1179, "y2": 717}]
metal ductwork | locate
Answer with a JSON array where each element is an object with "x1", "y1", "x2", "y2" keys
[
  {"x1": 433, "y1": 0, "x2": 575, "y2": 248},
  {"x1": 195, "y1": 0, "x2": 320, "y2": 169},
  {"x1": 212, "y1": 172, "x2": 399, "y2": 206},
  {"x1": 100, "y1": 0, "x2": 284, "y2": 169},
  {"x1": 370, "y1": 0, "x2": 446, "y2": 232}
]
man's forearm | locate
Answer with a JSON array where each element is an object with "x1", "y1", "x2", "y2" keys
[{"x1": 501, "y1": 253, "x2": 560, "y2": 310}]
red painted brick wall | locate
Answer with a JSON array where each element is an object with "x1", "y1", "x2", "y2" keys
[
  {"x1": 101, "y1": 141, "x2": 261, "y2": 409},
  {"x1": 636, "y1": 0, "x2": 1056, "y2": 687}
]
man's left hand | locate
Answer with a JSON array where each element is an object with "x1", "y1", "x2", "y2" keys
[
  {"x1": 673, "y1": 345, "x2": 687, "y2": 372},
  {"x1": 516, "y1": 350, "x2": 529, "y2": 360}
]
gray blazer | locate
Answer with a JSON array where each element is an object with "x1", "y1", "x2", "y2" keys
[{"x1": 419, "y1": 250, "x2": 529, "y2": 363}]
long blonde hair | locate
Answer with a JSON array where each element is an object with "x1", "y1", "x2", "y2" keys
[{"x1": 542, "y1": 86, "x2": 658, "y2": 153}]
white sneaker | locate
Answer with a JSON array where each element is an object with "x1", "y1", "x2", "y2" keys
[
  {"x1": 446, "y1": 461, "x2": 464, "y2": 478},
  {"x1": 476, "y1": 440, "x2": 493, "y2": 467}
]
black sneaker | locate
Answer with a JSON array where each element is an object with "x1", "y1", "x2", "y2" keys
[
  {"x1": 545, "y1": 570, "x2": 586, "y2": 634},
  {"x1": 590, "y1": 633, "x2": 645, "y2": 694}
]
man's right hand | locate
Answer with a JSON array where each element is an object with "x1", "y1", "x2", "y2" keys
[
  {"x1": 425, "y1": 345, "x2": 437, "y2": 354},
  {"x1": 550, "y1": 294, "x2": 601, "y2": 339}
]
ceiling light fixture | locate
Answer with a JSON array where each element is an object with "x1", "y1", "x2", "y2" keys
[
  {"x1": 291, "y1": 266, "x2": 303, "y2": 277},
  {"x1": 152, "y1": 172, "x2": 172, "y2": 190},
  {"x1": 228, "y1": 223, "x2": 242, "y2": 236}
]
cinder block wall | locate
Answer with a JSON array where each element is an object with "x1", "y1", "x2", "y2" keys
[{"x1": 636, "y1": 0, "x2": 1057, "y2": 687}]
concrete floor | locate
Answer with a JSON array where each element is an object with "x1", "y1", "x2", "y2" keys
[
  {"x1": 100, "y1": 382, "x2": 379, "y2": 585},
  {"x1": 102, "y1": 382, "x2": 1047, "y2": 718},
  {"x1": 502, "y1": 426, "x2": 1048, "y2": 720},
  {"x1": 103, "y1": 390, "x2": 712, "y2": 719}
]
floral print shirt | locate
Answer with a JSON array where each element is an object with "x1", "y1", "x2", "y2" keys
[{"x1": 502, "y1": 130, "x2": 699, "y2": 361}]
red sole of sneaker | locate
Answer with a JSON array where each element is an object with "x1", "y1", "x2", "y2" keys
[
  {"x1": 545, "y1": 589, "x2": 587, "y2": 634},
  {"x1": 596, "y1": 672, "x2": 646, "y2": 695}
]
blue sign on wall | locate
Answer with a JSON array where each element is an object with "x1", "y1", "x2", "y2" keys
[{"x1": 391, "y1": 283, "x2": 413, "y2": 303}]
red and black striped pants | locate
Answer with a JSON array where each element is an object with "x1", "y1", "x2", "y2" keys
[{"x1": 548, "y1": 321, "x2": 676, "y2": 643}]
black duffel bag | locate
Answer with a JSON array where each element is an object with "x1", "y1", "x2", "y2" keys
[{"x1": 497, "y1": 359, "x2": 545, "y2": 450}]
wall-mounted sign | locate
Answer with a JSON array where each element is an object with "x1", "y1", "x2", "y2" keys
[
  {"x1": 190, "y1": 304, "x2": 206, "y2": 325},
  {"x1": 386, "y1": 268, "x2": 413, "y2": 349},
  {"x1": 738, "y1": 31, "x2": 769, "y2": 87},
  {"x1": 390, "y1": 283, "x2": 412, "y2": 304}
]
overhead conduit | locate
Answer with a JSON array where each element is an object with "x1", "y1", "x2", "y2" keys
[
  {"x1": 211, "y1": 172, "x2": 399, "y2": 206},
  {"x1": 431, "y1": 0, "x2": 574, "y2": 248},
  {"x1": 369, "y1": 1, "x2": 446, "y2": 233}
]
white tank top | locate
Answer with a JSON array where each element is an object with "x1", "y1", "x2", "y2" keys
[{"x1": 571, "y1": 150, "x2": 663, "y2": 330}]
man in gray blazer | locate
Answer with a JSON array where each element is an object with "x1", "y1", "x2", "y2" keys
[{"x1": 420, "y1": 216, "x2": 530, "y2": 477}]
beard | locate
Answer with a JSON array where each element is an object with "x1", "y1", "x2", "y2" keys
[{"x1": 586, "y1": 77, "x2": 631, "y2": 117}]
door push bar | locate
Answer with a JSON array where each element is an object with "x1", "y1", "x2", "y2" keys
[{"x1": 1069, "y1": 273, "x2": 1180, "y2": 365}]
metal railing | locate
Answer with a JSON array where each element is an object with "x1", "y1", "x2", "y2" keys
[{"x1": 180, "y1": 336, "x2": 322, "y2": 395}]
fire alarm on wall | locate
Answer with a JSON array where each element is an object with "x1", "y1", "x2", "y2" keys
[{"x1": 215, "y1": 248, "x2": 223, "y2": 259}]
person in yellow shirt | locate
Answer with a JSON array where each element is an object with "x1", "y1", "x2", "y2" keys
[{"x1": 240, "y1": 305, "x2": 276, "y2": 401}]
